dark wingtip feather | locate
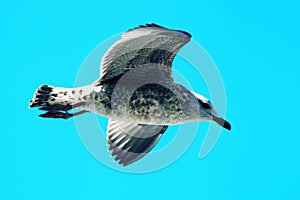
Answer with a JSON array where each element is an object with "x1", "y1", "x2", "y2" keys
[
  {"x1": 128, "y1": 23, "x2": 168, "y2": 32},
  {"x1": 127, "y1": 23, "x2": 192, "y2": 38},
  {"x1": 173, "y1": 30, "x2": 192, "y2": 38}
]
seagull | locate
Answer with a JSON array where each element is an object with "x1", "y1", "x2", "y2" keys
[{"x1": 29, "y1": 23, "x2": 231, "y2": 166}]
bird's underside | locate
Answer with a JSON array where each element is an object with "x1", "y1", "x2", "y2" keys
[{"x1": 29, "y1": 23, "x2": 210, "y2": 166}]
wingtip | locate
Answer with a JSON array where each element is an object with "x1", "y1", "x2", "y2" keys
[{"x1": 173, "y1": 30, "x2": 192, "y2": 38}]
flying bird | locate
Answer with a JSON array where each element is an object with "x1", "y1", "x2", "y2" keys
[{"x1": 29, "y1": 23, "x2": 231, "y2": 166}]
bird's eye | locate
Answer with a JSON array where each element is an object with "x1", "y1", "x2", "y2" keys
[{"x1": 200, "y1": 101, "x2": 211, "y2": 109}]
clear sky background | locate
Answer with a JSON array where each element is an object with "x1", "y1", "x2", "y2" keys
[{"x1": 1, "y1": 0, "x2": 300, "y2": 199}]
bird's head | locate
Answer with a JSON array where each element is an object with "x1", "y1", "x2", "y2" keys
[{"x1": 192, "y1": 92, "x2": 231, "y2": 130}]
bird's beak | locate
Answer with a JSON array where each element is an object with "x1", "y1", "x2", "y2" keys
[{"x1": 211, "y1": 115, "x2": 231, "y2": 130}]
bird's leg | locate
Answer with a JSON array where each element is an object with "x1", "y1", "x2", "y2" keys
[
  {"x1": 38, "y1": 102, "x2": 86, "y2": 112},
  {"x1": 39, "y1": 110, "x2": 88, "y2": 120},
  {"x1": 38, "y1": 101, "x2": 89, "y2": 119}
]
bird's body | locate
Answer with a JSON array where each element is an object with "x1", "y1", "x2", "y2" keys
[
  {"x1": 29, "y1": 23, "x2": 231, "y2": 166},
  {"x1": 61, "y1": 82, "x2": 203, "y2": 125}
]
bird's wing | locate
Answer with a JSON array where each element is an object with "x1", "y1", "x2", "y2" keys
[
  {"x1": 106, "y1": 119, "x2": 168, "y2": 166},
  {"x1": 95, "y1": 23, "x2": 191, "y2": 85}
]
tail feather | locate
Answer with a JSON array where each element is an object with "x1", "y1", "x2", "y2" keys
[
  {"x1": 29, "y1": 85, "x2": 74, "y2": 110},
  {"x1": 30, "y1": 85, "x2": 79, "y2": 119},
  {"x1": 30, "y1": 84, "x2": 94, "y2": 119}
]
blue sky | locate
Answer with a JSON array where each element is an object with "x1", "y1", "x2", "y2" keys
[{"x1": 1, "y1": 0, "x2": 300, "y2": 199}]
